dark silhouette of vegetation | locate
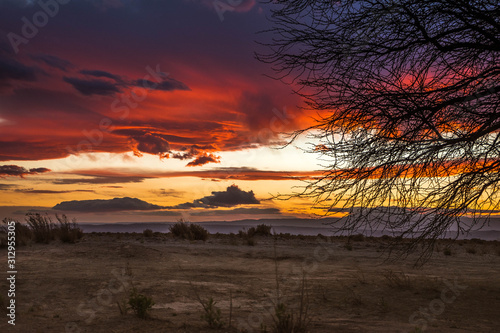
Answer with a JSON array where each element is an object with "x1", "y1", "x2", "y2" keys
[
  {"x1": 169, "y1": 219, "x2": 209, "y2": 241},
  {"x1": 55, "y1": 214, "x2": 83, "y2": 243},
  {"x1": 26, "y1": 213, "x2": 55, "y2": 243},
  {"x1": 259, "y1": 0, "x2": 500, "y2": 263},
  {"x1": 1, "y1": 214, "x2": 82, "y2": 245},
  {"x1": 143, "y1": 228, "x2": 154, "y2": 238},
  {"x1": 238, "y1": 224, "x2": 273, "y2": 238}
]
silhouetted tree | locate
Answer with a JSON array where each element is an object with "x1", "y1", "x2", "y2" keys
[{"x1": 259, "y1": 0, "x2": 500, "y2": 262}]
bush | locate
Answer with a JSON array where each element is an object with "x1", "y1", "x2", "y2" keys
[
  {"x1": 169, "y1": 220, "x2": 191, "y2": 239},
  {"x1": 200, "y1": 297, "x2": 224, "y2": 329},
  {"x1": 272, "y1": 299, "x2": 309, "y2": 332},
  {"x1": 443, "y1": 248, "x2": 452, "y2": 256},
  {"x1": 143, "y1": 229, "x2": 153, "y2": 238},
  {"x1": 246, "y1": 227, "x2": 257, "y2": 238},
  {"x1": 273, "y1": 303, "x2": 294, "y2": 333},
  {"x1": 128, "y1": 288, "x2": 154, "y2": 319},
  {"x1": 255, "y1": 224, "x2": 273, "y2": 236},
  {"x1": 15, "y1": 222, "x2": 33, "y2": 246},
  {"x1": 169, "y1": 220, "x2": 208, "y2": 241},
  {"x1": 26, "y1": 213, "x2": 55, "y2": 243},
  {"x1": 189, "y1": 223, "x2": 209, "y2": 241},
  {"x1": 238, "y1": 224, "x2": 273, "y2": 240},
  {"x1": 55, "y1": 214, "x2": 83, "y2": 243}
]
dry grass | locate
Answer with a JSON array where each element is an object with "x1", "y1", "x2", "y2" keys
[{"x1": 383, "y1": 270, "x2": 412, "y2": 290}]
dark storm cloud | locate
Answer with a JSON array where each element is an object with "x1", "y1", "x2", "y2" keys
[
  {"x1": 170, "y1": 144, "x2": 220, "y2": 166},
  {"x1": 0, "y1": 165, "x2": 51, "y2": 177},
  {"x1": 58, "y1": 167, "x2": 323, "y2": 183},
  {"x1": 191, "y1": 207, "x2": 280, "y2": 216},
  {"x1": 113, "y1": 128, "x2": 220, "y2": 164},
  {"x1": 186, "y1": 153, "x2": 220, "y2": 167},
  {"x1": 141, "y1": 210, "x2": 183, "y2": 216},
  {"x1": 169, "y1": 144, "x2": 218, "y2": 159},
  {"x1": 51, "y1": 175, "x2": 150, "y2": 185},
  {"x1": 65, "y1": 71, "x2": 189, "y2": 96},
  {"x1": 200, "y1": 185, "x2": 260, "y2": 206},
  {"x1": 132, "y1": 133, "x2": 171, "y2": 157},
  {"x1": 0, "y1": 0, "x2": 299, "y2": 163},
  {"x1": 0, "y1": 56, "x2": 37, "y2": 82},
  {"x1": 80, "y1": 69, "x2": 123, "y2": 82},
  {"x1": 133, "y1": 77, "x2": 190, "y2": 92},
  {"x1": 30, "y1": 54, "x2": 74, "y2": 71},
  {"x1": 63, "y1": 77, "x2": 122, "y2": 96},
  {"x1": 173, "y1": 185, "x2": 259, "y2": 209},
  {"x1": 53, "y1": 197, "x2": 163, "y2": 212},
  {"x1": 113, "y1": 128, "x2": 196, "y2": 145}
]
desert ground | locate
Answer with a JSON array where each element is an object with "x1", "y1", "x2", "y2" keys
[{"x1": 1, "y1": 232, "x2": 500, "y2": 332}]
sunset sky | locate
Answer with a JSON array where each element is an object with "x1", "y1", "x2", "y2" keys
[{"x1": 0, "y1": 0, "x2": 326, "y2": 223}]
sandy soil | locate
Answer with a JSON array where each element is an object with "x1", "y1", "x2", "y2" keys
[{"x1": 1, "y1": 233, "x2": 500, "y2": 333}]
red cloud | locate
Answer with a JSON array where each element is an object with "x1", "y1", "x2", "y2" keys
[
  {"x1": 0, "y1": 0, "x2": 309, "y2": 166},
  {"x1": 60, "y1": 167, "x2": 323, "y2": 182}
]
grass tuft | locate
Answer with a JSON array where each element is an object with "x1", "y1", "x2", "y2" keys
[
  {"x1": 200, "y1": 297, "x2": 225, "y2": 329},
  {"x1": 128, "y1": 288, "x2": 154, "y2": 319},
  {"x1": 55, "y1": 214, "x2": 83, "y2": 243},
  {"x1": 26, "y1": 213, "x2": 55, "y2": 243},
  {"x1": 383, "y1": 270, "x2": 412, "y2": 290}
]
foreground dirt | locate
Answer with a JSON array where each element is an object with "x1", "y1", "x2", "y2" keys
[{"x1": 1, "y1": 233, "x2": 500, "y2": 332}]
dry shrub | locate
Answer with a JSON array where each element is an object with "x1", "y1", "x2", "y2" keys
[
  {"x1": 128, "y1": 288, "x2": 154, "y2": 319},
  {"x1": 383, "y1": 270, "x2": 412, "y2": 290},
  {"x1": 55, "y1": 214, "x2": 83, "y2": 243},
  {"x1": 169, "y1": 220, "x2": 208, "y2": 241},
  {"x1": 26, "y1": 213, "x2": 55, "y2": 243},
  {"x1": 143, "y1": 229, "x2": 154, "y2": 238},
  {"x1": 15, "y1": 222, "x2": 33, "y2": 246}
]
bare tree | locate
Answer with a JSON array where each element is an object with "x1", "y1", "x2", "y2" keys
[{"x1": 259, "y1": 0, "x2": 500, "y2": 262}]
